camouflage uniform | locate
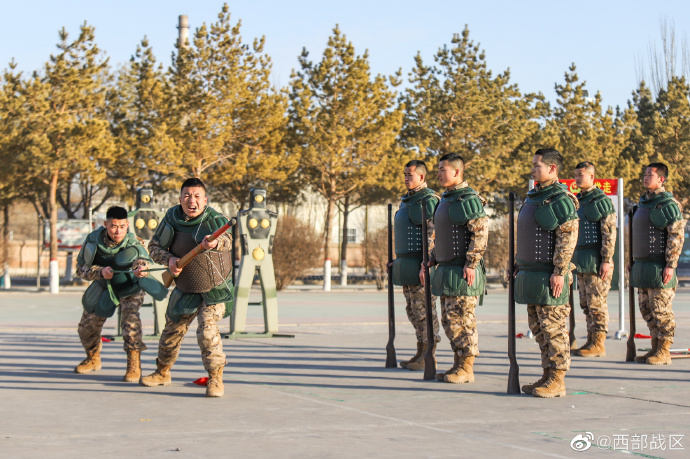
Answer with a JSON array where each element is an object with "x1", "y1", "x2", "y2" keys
[
  {"x1": 576, "y1": 185, "x2": 617, "y2": 334},
  {"x1": 403, "y1": 183, "x2": 441, "y2": 344},
  {"x1": 148, "y1": 214, "x2": 233, "y2": 372},
  {"x1": 76, "y1": 233, "x2": 148, "y2": 353},
  {"x1": 637, "y1": 187, "x2": 685, "y2": 342},
  {"x1": 431, "y1": 181, "x2": 489, "y2": 357},
  {"x1": 527, "y1": 178, "x2": 579, "y2": 371}
]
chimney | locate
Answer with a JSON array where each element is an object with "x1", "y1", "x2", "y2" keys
[{"x1": 178, "y1": 15, "x2": 189, "y2": 48}]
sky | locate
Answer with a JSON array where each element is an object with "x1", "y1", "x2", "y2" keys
[{"x1": 2, "y1": 1, "x2": 690, "y2": 110}]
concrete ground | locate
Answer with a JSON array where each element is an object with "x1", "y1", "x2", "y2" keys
[{"x1": 1, "y1": 284, "x2": 689, "y2": 458}]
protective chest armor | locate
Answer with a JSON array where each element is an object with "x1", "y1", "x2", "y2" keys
[
  {"x1": 630, "y1": 192, "x2": 681, "y2": 289},
  {"x1": 514, "y1": 183, "x2": 577, "y2": 306},
  {"x1": 572, "y1": 188, "x2": 614, "y2": 274},
  {"x1": 393, "y1": 188, "x2": 437, "y2": 257},
  {"x1": 165, "y1": 206, "x2": 233, "y2": 294},
  {"x1": 430, "y1": 187, "x2": 487, "y2": 298}
]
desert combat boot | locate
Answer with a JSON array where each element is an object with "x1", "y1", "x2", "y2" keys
[
  {"x1": 74, "y1": 342, "x2": 102, "y2": 374},
  {"x1": 533, "y1": 369, "x2": 566, "y2": 398},
  {"x1": 123, "y1": 350, "x2": 141, "y2": 382},
  {"x1": 140, "y1": 359, "x2": 172, "y2": 387},
  {"x1": 406, "y1": 342, "x2": 437, "y2": 371},
  {"x1": 435, "y1": 353, "x2": 460, "y2": 381},
  {"x1": 521, "y1": 368, "x2": 549, "y2": 394},
  {"x1": 646, "y1": 339, "x2": 672, "y2": 365},
  {"x1": 577, "y1": 332, "x2": 606, "y2": 357},
  {"x1": 635, "y1": 337, "x2": 658, "y2": 363},
  {"x1": 206, "y1": 367, "x2": 224, "y2": 397},
  {"x1": 443, "y1": 355, "x2": 475, "y2": 384},
  {"x1": 400, "y1": 342, "x2": 426, "y2": 369}
]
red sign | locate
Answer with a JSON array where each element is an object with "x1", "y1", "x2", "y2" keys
[{"x1": 560, "y1": 179, "x2": 618, "y2": 196}]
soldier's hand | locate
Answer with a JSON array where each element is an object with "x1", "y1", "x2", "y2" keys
[
  {"x1": 386, "y1": 261, "x2": 393, "y2": 274},
  {"x1": 133, "y1": 266, "x2": 148, "y2": 278},
  {"x1": 419, "y1": 267, "x2": 425, "y2": 284},
  {"x1": 101, "y1": 266, "x2": 113, "y2": 280},
  {"x1": 550, "y1": 274, "x2": 564, "y2": 298},
  {"x1": 464, "y1": 266, "x2": 475, "y2": 287},
  {"x1": 662, "y1": 266, "x2": 674, "y2": 285},
  {"x1": 168, "y1": 256, "x2": 182, "y2": 277},
  {"x1": 202, "y1": 235, "x2": 218, "y2": 250},
  {"x1": 599, "y1": 262, "x2": 612, "y2": 280}
]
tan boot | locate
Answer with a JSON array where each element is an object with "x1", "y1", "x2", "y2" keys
[
  {"x1": 571, "y1": 331, "x2": 592, "y2": 355},
  {"x1": 533, "y1": 369, "x2": 566, "y2": 398},
  {"x1": 635, "y1": 337, "x2": 658, "y2": 363},
  {"x1": 444, "y1": 355, "x2": 475, "y2": 384},
  {"x1": 74, "y1": 342, "x2": 102, "y2": 374},
  {"x1": 407, "y1": 342, "x2": 436, "y2": 371},
  {"x1": 400, "y1": 342, "x2": 425, "y2": 369},
  {"x1": 577, "y1": 332, "x2": 606, "y2": 357},
  {"x1": 435, "y1": 353, "x2": 460, "y2": 381},
  {"x1": 139, "y1": 359, "x2": 172, "y2": 387},
  {"x1": 206, "y1": 367, "x2": 224, "y2": 397},
  {"x1": 646, "y1": 339, "x2": 672, "y2": 365},
  {"x1": 521, "y1": 368, "x2": 549, "y2": 394},
  {"x1": 123, "y1": 350, "x2": 141, "y2": 382}
]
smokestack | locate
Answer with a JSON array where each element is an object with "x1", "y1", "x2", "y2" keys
[{"x1": 178, "y1": 15, "x2": 189, "y2": 48}]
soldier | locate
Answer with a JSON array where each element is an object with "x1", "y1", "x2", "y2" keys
[
  {"x1": 515, "y1": 149, "x2": 579, "y2": 398},
  {"x1": 630, "y1": 162, "x2": 686, "y2": 365},
  {"x1": 571, "y1": 162, "x2": 617, "y2": 357},
  {"x1": 390, "y1": 160, "x2": 441, "y2": 371},
  {"x1": 74, "y1": 206, "x2": 165, "y2": 382},
  {"x1": 140, "y1": 178, "x2": 234, "y2": 397},
  {"x1": 422, "y1": 153, "x2": 489, "y2": 384}
]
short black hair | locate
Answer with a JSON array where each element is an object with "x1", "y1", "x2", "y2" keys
[
  {"x1": 180, "y1": 177, "x2": 206, "y2": 193},
  {"x1": 439, "y1": 152, "x2": 465, "y2": 170},
  {"x1": 106, "y1": 206, "x2": 128, "y2": 220},
  {"x1": 535, "y1": 148, "x2": 564, "y2": 173},
  {"x1": 646, "y1": 162, "x2": 668, "y2": 179},
  {"x1": 575, "y1": 161, "x2": 595, "y2": 174},
  {"x1": 404, "y1": 160, "x2": 428, "y2": 175}
]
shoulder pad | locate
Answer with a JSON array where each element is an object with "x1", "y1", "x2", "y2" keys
[
  {"x1": 449, "y1": 194, "x2": 486, "y2": 226},
  {"x1": 649, "y1": 199, "x2": 682, "y2": 229},
  {"x1": 408, "y1": 197, "x2": 436, "y2": 225},
  {"x1": 583, "y1": 193, "x2": 615, "y2": 222},
  {"x1": 80, "y1": 242, "x2": 97, "y2": 267},
  {"x1": 154, "y1": 220, "x2": 175, "y2": 249},
  {"x1": 535, "y1": 192, "x2": 578, "y2": 231}
]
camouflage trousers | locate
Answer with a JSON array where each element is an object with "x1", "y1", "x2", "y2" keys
[
  {"x1": 156, "y1": 301, "x2": 226, "y2": 372},
  {"x1": 440, "y1": 295, "x2": 479, "y2": 356},
  {"x1": 638, "y1": 287, "x2": 676, "y2": 342},
  {"x1": 77, "y1": 291, "x2": 147, "y2": 353},
  {"x1": 403, "y1": 284, "x2": 441, "y2": 343},
  {"x1": 576, "y1": 272, "x2": 612, "y2": 333},
  {"x1": 527, "y1": 302, "x2": 571, "y2": 371}
]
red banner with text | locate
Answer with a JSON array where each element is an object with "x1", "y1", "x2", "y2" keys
[{"x1": 559, "y1": 179, "x2": 618, "y2": 196}]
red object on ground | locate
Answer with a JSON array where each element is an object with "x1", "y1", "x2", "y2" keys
[
  {"x1": 634, "y1": 333, "x2": 652, "y2": 339},
  {"x1": 193, "y1": 377, "x2": 208, "y2": 386},
  {"x1": 516, "y1": 333, "x2": 524, "y2": 338},
  {"x1": 100, "y1": 337, "x2": 111, "y2": 342}
]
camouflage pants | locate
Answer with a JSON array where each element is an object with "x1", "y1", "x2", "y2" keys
[
  {"x1": 576, "y1": 272, "x2": 611, "y2": 333},
  {"x1": 156, "y1": 301, "x2": 226, "y2": 371},
  {"x1": 527, "y1": 302, "x2": 571, "y2": 371},
  {"x1": 638, "y1": 287, "x2": 676, "y2": 342},
  {"x1": 77, "y1": 291, "x2": 147, "y2": 353},
  {"x1": 403, "y1": 284, "x2": 440, "y2": 343},
  {"x1": 440, "y1": 295, "x2": 479, "y2": 356}
]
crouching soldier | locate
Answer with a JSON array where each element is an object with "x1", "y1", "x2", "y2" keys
[
  {"x1": 74, "y1": 206, "x2": 167, "y2": 381},
  {"x1": 390, "y1": 160, "x2": 441, "y2": 370}
]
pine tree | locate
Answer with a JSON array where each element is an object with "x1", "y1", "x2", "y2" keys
[{"x1": 287, "y1": 25, "x2": 404, "y2": 261}]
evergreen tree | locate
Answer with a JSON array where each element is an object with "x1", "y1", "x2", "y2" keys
[{"x1": 287, "y1": 25, "x2": 404, "y2": 261}]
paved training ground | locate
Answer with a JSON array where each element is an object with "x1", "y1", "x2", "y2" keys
[{"x1": 1, "y1": 284, "x2": 689, "y2": 458}]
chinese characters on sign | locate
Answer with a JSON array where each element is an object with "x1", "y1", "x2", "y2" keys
[{"x1": 560, "y1": 179, "x2": 618, "y2": 196}]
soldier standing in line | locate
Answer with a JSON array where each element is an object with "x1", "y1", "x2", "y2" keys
[
  {"x1": 630, "y1": 162, "x2": 686, "y2": 365},
  {"x1": 390, "y1": 160, "x2": 441, "y2": 371},
  {"x1": 74, "y1": 206, "x2": 164, "y2": 382},
  {"x1": 140, "y1": 178, "x2": 234, "y2": 397},
  {"x1": 421, "y1": 152, "x2": 489, "y2": 384},
  {"x1": 515, "y1": 149, "x2": 579, "y2": 398},
  {"x1": 571, "y1": 162, "x2": 617, "y2": 357}
]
